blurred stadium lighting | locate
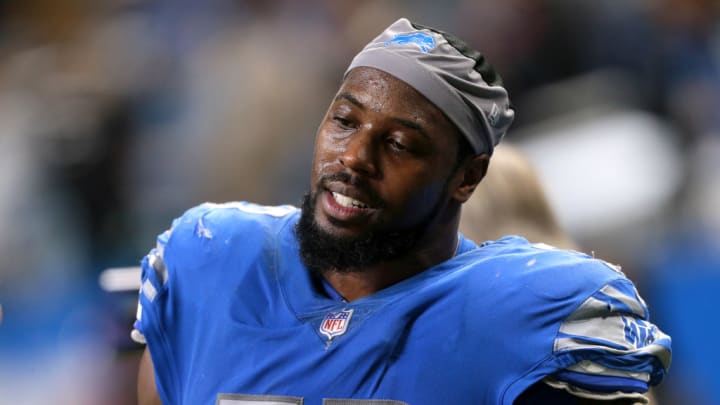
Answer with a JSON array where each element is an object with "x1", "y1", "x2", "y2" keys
[
  {"x1": 517, "y1": 109, "x2": 683, "y2": 239},
  {"x1": 99, "y1": 266, "x2": 142, "y2": 292}
]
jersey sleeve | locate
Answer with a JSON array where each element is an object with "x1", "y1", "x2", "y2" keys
[
  {"x1": 130, "y1": 201, "x2": 299, "y2": 345},
  {"x1": 130, "y1": 203, "x2": 194, "y2": 345},
  {"x1": 546, "y1": 274, "x2": 672, "y2": 403},
  {"x1": 130, "y1": 227, "x2": 171, "y2": 345},
  {"x1": 128, "y1": 203, "x2": 220, "y2": 405}
]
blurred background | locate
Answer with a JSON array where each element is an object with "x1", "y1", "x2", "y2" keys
[{"x1": 0, "y1": 0, "x2": 717, "y2": 403}]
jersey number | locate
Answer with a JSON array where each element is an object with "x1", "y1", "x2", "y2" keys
[{"x1": 217, "y1": 393, "x2": 408, "y2": 405}]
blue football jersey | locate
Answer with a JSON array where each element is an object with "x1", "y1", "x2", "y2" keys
[{"x1": 133, "y1": 202, "x2": 671, "y2": 405}]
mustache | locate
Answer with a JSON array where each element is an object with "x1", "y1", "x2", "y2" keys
[{"x1": 318, "y1": 171, "x2": 383, "y2": 207}]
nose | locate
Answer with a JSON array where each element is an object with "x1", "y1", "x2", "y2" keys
[{"x1": 339, "y1": 131, "x2": 378, "y2": 177}]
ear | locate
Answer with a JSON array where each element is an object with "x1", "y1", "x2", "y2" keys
[{"x1": 451, "y1": 154, "x2": 490, "y2": 203}]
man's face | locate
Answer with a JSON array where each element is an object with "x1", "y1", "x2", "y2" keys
[
  {"x1": 311, "y1": 67, "x2": 461, "y2": 237},
  {"x1": 297, "y1": 67, "x2": 462, "y2": 272}
]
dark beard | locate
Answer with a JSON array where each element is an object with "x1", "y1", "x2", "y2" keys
[{"x1": 295, "y1": 191, "x2": 426, "y2": 274}]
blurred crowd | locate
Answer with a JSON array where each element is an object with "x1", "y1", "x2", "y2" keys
[{"x1": 0, "y1": 0, "x2": 718, "y2": 403}]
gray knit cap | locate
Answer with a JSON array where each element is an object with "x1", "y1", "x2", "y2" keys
[{"x1": 346, "y1": 18, "x2": 514, "y2": 155}]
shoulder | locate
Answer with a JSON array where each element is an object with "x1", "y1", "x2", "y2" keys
[
  {"x1": 464, "y1": 237, "x2": 671, "y2": 402},
  {"x1": 159, "y1": 201, "x2": 300, "y2": 271},
  {"x1": 444, "y1": 236, "x2": 636, "y2": 344},
  {"x1": 460, "y1": 235, "x2": 629, "y2": 300},
  {"x1": 167, "y1": 201, "x2": 299, "y2": 241},
  {"x1": 132, "y1": 202, "x2": 299, "y2": 335}
]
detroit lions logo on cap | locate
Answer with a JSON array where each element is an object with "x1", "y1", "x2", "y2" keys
[
  {"x1": 384, "y1": 32, "x2": 436, "y2": 53},
  {"x1": 319, "y1": 308, "x2": 354, "y2": 340}
]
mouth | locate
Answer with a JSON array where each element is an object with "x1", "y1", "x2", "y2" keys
[
  {"x1": 331, "y1": 191, "x2": 370, "y2": 209},
  {"x1": 319, "y1": 188, "x2": 378, "y2": 225},
  {"x1": 313, "y1": 171, "x2": 382, "y2": 228}
]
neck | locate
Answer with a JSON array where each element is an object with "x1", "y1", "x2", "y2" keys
[{"x1": 322, "y1": 214, "x2": 461, "y2": 302}]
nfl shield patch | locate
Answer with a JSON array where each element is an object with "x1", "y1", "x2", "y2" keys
[{"x1": 319, "y1": 309, "x2": 354, "y2": 340}]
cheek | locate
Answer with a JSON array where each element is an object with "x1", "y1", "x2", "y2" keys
[
  {"x1": 382, "y1": 175, "x2": 448, "y2": 218},
  {"x1": 408, "y1": 180, "x2": 446, "y2": 205},
  {"x1": 309, "y1": 133, "x2": 339, "y2": 186},
  {"x1": 315, "y1": 129, "x2": 347, "y2": 157}
]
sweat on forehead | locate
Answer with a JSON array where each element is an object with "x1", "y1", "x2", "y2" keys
[
  {"x1": 341, "y1": 68, "x2": 448, "y2": 114},
  {"x1": 345, "y1": 18, "x2": 515, "y2": 155}
]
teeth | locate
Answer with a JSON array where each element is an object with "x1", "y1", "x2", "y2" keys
[{"x1": 332, "y1": 192, "x2": 369, "y2": 209}]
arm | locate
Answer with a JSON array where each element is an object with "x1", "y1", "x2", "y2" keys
[
  {"x1": 133, "y1": 204, "x2": 215, "y2": 405},
  {"x1": 138, "y1": 347, "x2": 163, "y2": 405},
  {"x1": 513, "y1": 257, "x2": 670, "y2": 405}
]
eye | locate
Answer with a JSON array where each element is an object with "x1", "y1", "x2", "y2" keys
[
  {"x1": 386, "y1": 138, "x2": 408, "y2": 152},
  {"x1": 332, "y1": 116, "x2": 354, "y2": 130}
]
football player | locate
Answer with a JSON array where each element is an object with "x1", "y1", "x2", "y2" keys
[{"x1": 134, "y1": 18, "x2": 671, "y2": 405}]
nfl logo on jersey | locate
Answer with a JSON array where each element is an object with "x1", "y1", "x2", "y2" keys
[{"x1": 319, "y1": 309, "x2": 354, "y2": 340}]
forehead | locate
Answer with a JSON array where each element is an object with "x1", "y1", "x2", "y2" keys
[{"x1": 339, "y1": 67, "x2": 456, "y2": 132}]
